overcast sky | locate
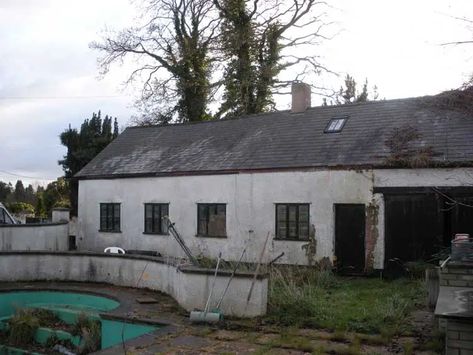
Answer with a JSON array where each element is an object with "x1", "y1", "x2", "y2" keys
[{"x1": 0, "y1": 0, "x2": 472, "y2": 186}]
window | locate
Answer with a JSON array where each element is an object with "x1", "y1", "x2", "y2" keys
[
  {"x1": 275, "y1": 204, "x2": 310, "y2": 240},
  {"x1": 325, "y1": 116, "x2": 348, "y2": 133},
  {"x1": 144, "y1": 203, "x2": 169, "y2": 234},
  {"x1": 100, "y1": 203, "x2": 121, "y2": 232},
  {"x1": 197, "y1": 204, "x2": 226, "y2": 237}
]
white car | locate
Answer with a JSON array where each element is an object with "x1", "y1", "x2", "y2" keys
[{"x1": 0, "y1": 202, "x2": 16, "y2": 224}]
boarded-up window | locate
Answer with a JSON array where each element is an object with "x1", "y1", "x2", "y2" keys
[
  {"x1": 100, "y1": 203, "x2": 121, "y2": 232},
  {"x1": 276, "y1": 204, "x2": 309, "y2": 240},
  {"x1": 197, "y1": 204, "x2": 226, "y2": 237},
  {"x1": 144, "y1": 203, "x2": 169, "y2": 234}
]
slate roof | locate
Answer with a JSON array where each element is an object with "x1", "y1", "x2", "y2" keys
[{"x1": 76, "y1": 95, "x2": 473, "y2": 179}]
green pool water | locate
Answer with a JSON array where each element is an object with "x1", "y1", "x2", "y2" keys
[
  {"x1": 0, "y1": 291, "x2": 158, "y2": 353},
  {"x1": 0, "y1": 291, "x2": 120, "y2": 318}
]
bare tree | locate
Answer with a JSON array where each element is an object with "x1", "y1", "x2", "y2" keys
[
  {"x1": 441, "y1": 15, "x2": 473, "y2": 46},
  {"x1": 92, "y1": 0, "x2": 333, "y2": 123},
  {"x1": 91, "y1": 0, "x2": 220, "y2": 124}
]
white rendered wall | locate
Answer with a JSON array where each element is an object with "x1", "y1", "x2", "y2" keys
[
  {"x1": 78, "y1": 168, "x2": 473, "y2": 269},
  {"x1": 52, "y1": 208, "x2": 70, "y2": 223},
  {"x1": 0, "y1": 223, "x2": 69, "y2": 251},
  {"x1": 374, "y1": 168, "x2": 473, "y2": 187}
]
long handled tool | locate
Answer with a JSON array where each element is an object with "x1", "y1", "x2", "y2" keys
[
  {"x1": 164, "y1": 216, "x2": 199, "y2": 266},
  {"x1": 189, "y1": 253, "x2": 222, "y2": 323},
  {"x1": 214, "y1": 246, "x2": 247, "y2": 313},
  {"x1": 269, "y1": 252, "x2": 285, "y2": 266},
  {"x1": 246, "y1": 232, "x2": 271, "y2": 304}
]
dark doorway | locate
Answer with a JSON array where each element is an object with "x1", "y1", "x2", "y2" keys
[
  {"x1": 335, "y1": 204, "x2": 366, "y2": 273},
  {"x1": 385, "y1": 194, "x2": 444, "y2": 263},
  {"x1": 378, "y1": 187, "x2": 473, "y2": 267}
]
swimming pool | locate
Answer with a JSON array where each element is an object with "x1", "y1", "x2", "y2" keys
[{"x1": 0, "y1": 290, "x2": 158, "y2": 353}]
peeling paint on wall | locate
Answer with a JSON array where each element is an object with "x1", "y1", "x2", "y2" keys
[
  {"x1": 365, "y1": 199, "x2": 379, "y2": 271},
  {"x1": 301, "y1": 224, "x2": 317, "y2": 265}
]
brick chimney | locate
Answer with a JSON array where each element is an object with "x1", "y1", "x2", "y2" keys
[{"x1": 291, "y1": 82, "x2": 311, "y2": 113}]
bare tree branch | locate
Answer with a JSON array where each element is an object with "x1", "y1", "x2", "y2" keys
[{"x1": 91, "y1": 0, "x2": 222, "y2": 124}]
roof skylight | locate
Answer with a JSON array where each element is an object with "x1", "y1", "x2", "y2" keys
[{"x1": 325, "y1": 116, "x2": 348, "y2": 133}]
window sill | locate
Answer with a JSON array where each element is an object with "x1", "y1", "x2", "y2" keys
[
  {"x1": 274, "y1": 238, "x2": 309, "y2": 242},
  {"x1": 143, "y1": 232, "x2": 169, "y2": 236},
  {"x1": 195, "y1": 234, "x2": 227, "y2": 239},
  {"x1": 98, "y1": 230, "x2": 122, "y2": 233}
]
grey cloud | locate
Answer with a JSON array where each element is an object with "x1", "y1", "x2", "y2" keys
[{"x1": 0, "y1": 0, "x2": 135, "y2": 185}]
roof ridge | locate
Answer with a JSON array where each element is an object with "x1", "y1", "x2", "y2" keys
[
  {"x1": 127, "y1": 95, "x2": 434, "y2": 131},
  {"x1": 127, "y1": 109, "x2": 291, "y2": 130}
]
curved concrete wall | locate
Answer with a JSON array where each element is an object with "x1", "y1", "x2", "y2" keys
[
  {"x1": 0, "y1": 251, "x2": 267, "y2": 317},
  {"x1": 0, "y1": 223, "x2": 69, "y2": 251}
]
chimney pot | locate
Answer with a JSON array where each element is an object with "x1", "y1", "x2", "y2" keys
[{"x1": 291, "y1": 82, "x2": 311, "y2": 113}]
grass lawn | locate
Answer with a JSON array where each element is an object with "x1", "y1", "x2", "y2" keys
[{"x1": 267, "y1": 269, "x2": 425, "y2": 338}]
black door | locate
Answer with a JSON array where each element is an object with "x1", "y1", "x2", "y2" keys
[
  {"x1": 384, "y1": 194, "x2": 444, "y2": 263},
  {"x1": 335, "y1": 204, "x2": 366, "y2": 272}
]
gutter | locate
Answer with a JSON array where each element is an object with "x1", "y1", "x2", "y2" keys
[{"x1": 75, "y1": 163, "x2": 473, "y2": 181}]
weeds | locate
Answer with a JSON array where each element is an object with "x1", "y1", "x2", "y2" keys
[
  {"x1": 418, "y1": 330, "x2": 445, "y2": 353},
  {"x1": 72, "y1": 312, "x2": 102, "y2": 354},
  {"x1": 384, "y1": 125, "x2": 434, "y2": 168},
  {"x1": 30, "y1": 308, "x2": 62, "y2": 328},
  {"x1": 196, "y1": 255, "x2": 257, "y2": 272},
  {"x1": 402, "y1": 340, "x2": 415, "y2": 355},
  {"x1": 45, "y1": 334, "x2": 74, "y2": 350},
  {"x1": 355, "y1": 333, "x2": 389, "y2": 346},
  {"x1": 267, "y1": 267, "x2": 424, "y2": 338},
  {"x1": 5, "y1": 308, "x2": 90, "y2": 353},
  {"x1": 257, "y1": 333, "x2": 315, "y2": 353},
  {"x1": 8, "y1": 309, "x2": 40, "y2": 346}
]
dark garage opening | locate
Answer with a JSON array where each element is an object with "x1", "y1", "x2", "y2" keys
[{"x1": 381, "y1": 187, "x2": 473, "y2": 265}]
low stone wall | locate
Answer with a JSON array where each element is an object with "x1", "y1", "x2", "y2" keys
[
  {"x1": 436, "y1": 262, "x2": 473, "y2": 355},
  {"x1": 0, "y1": 223, "x2": 69, "y2": 251},
  {"x1": 440, "y1": 263, "x2": 473, "y2": 288},
  {"x1": 0, "y1": 251, "x2": 268, "y2": 317},
  {"x1": 445, "y1": 319, "x2": 473, "y2": 354}
]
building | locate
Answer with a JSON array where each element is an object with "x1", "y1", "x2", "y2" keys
[{"x1": 76, "y1": 83, "x2": 473, "y2": 271}]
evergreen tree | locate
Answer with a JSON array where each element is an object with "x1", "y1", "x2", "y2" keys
[
  {"x1": 59, "y1": 112, "x2": 119, "y2": 215},
  {"x1": 0, "y1": 182, "x2": 12, "y2": 202},
  {"x1": 113, "y1": 118, "x2": 119, "y2": 137},
  {"x1": 35, "y1": 192, "x2": 45, "y2": 218},
  {"x1": 215, "y1": 0, "x2": 328, "y2": 118},
  {"x1": 13, "y1": 180, "x2": 26, "y2": 202},
  {"x1": 25, "y1": 184, "x2": 36, "y2": 205},
  {"x1": 42, "y1": 178, "x2": 70, "y2": 215},
  {"x1": 335, "y1": 74, "x2": 378, "y2": 105}
]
